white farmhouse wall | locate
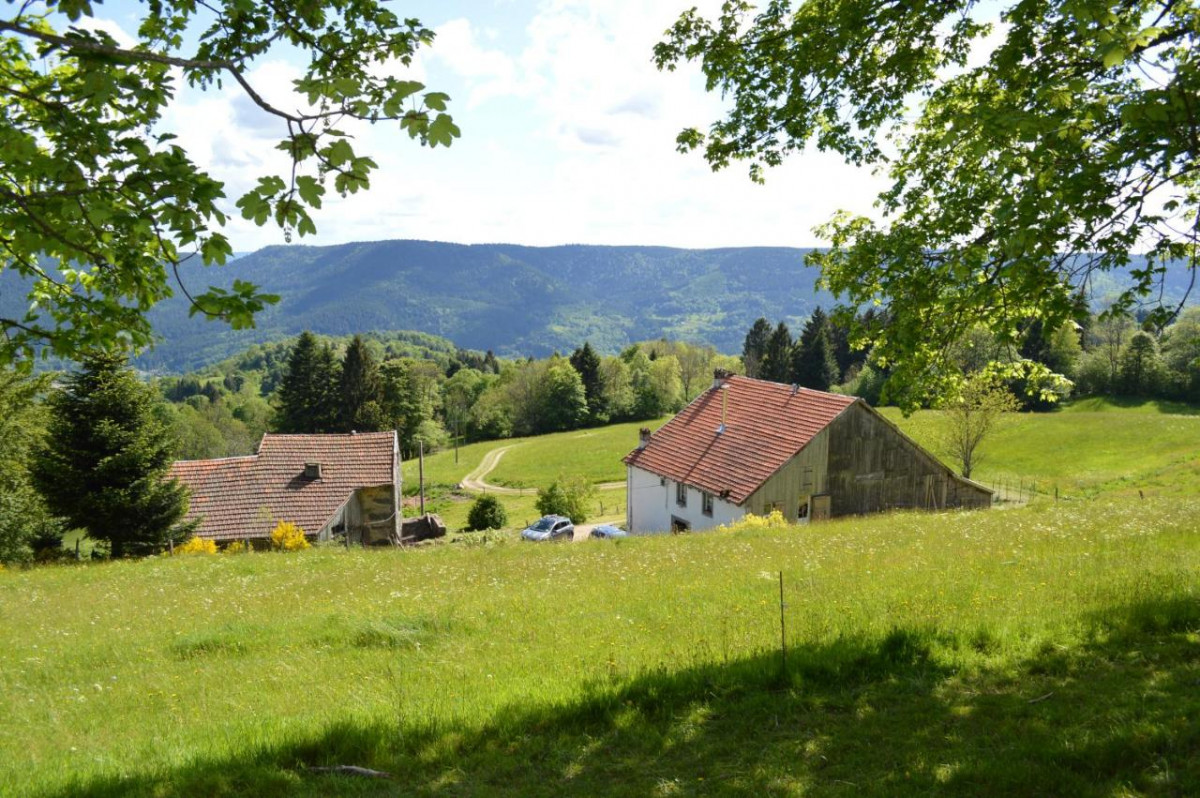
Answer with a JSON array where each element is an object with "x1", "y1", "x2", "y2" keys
[{"x1": 627, "y1": 465, "x2": 743, "y2": 534}]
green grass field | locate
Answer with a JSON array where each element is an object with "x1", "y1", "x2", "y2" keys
[
  {"x1": 401, "y1": 419, "x2": 667, "y2": 491},
  {"x1": 4, "y1": 404, "x2": 1200, "y2": 796},
  {"x1": 880, "y1": 405, "x2": 1200, "y2": 498},
  {"x1": 2, "y1": 498, "x2": 1197, "y2": 796}
]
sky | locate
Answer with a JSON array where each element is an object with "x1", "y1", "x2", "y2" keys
[{"x1": 89, "y1": 1, "x2": 890, "y2": 253}]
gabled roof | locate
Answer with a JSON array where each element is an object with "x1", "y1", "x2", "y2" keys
[
  {"x1": 623, "y1": 375, "x2": 856, "y2": 505},
  {"x1": 169, "y1": 432, "x2": 397, "y2": 541}
]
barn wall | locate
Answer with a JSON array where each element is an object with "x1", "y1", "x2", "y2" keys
[
  {"x1": 744, "y1": 428, "x2": 830, "y2": 521},
  {"x1": 825, "y1": 403, "x2": 991, "y2": 516}
]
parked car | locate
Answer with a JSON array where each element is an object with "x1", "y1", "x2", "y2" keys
[
  {"x1": 520, "y1": 515, "x2": 574, "y2": 542},
  {"x1": 589, "y1": 524, "x2": 628, "y2": 540}
]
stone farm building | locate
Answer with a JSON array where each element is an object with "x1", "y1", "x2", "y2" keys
[
  {"x1": 623, "y1": 373, "x2": 992, "y2": 534},
  {"x1": 169, "y1": 432, "x2": 400, "y2": 545}
]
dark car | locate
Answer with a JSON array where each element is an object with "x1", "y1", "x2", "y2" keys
[
  {"x1": 520, "y1": 515, "x2": 574, "y2": 542},
  {"x1": 589, "y1": 524, "x2": 628, "y2": 540}
]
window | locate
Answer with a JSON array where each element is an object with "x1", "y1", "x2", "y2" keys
[
  {"x1": 675, "y1": 482, "x2": 687, "y2": 507},
  {"x1": 702, "y1": 492, "x2": 714, "y2": 516},
  {"x1": 671, "y1": 516, "x2": 691, "y2": 533}
]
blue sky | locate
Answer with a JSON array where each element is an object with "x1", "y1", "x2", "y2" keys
[{"x1": 88, "y1": 1, "x2": 887, "y2": 252}]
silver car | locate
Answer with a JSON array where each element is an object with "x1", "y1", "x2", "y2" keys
[{"x1": 520, "y1": 515, "x2": 574, "y2": 542}]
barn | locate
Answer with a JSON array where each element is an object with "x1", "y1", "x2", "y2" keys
[
  {"x1": 169, "y1": 431, "x2": 401, "y2": 545},
  {"x1": 623, "y1": 371, "x2": 992, "y2": 534}
]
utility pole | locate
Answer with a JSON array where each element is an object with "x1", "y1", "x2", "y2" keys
[{"x1": 418, "y1": 439, "x2": 426, "y2": 516}]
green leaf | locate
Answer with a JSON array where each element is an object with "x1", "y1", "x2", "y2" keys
[
  {"x1": 428, "y1": 114, "x2": 461, "y2": 148},
  {"x1": 295, "y1": 175, "x2": 325, "y2": 208}
]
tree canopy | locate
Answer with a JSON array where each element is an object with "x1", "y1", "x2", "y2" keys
[
  {"x1": 656, "y1": 0, "x2": 1199, "y2": 407},
  {"x1": 0, "y1": 1, "x2": 458, "y2": 366}
]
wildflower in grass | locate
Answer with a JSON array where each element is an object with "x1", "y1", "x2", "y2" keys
[
  {"x1": 176, "y1": 536, "x2": 217, "y2": 555},
  {"x1": 270, "y1": 521, "x2": 310, "y2": 551}
]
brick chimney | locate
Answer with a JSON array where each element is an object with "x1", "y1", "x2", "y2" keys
[{"x1": 637, "y1": 427, "x2": 652, "y2": 450}]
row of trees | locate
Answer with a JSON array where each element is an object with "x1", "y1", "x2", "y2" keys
[
  {"x1": 741, "y1": 305, "x2": 1200, "y2": 408},
  {"x1": 260, "y1": 333, "x2": 738, "y2": 457},
  {"x1": 741, "y1": 307, "x2": 877, "y2": 391}
]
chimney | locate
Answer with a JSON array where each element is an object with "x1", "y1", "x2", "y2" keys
[
  {"x1": 712, "y1": 368, "x2": 734, "y2": 390},
  {"x1": 304, "y1": 462, "x2": 322, "y2": 479},
  {"x1": 717, "y1": 383, "x2": 729, "y2": 434},
  {"x1": 637, "y1": 427, "x2": 652, "y2": 450}
]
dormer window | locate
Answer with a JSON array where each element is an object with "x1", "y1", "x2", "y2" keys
[{"x1": 304, "y1": 462, "x2": 322, "y2": 479}]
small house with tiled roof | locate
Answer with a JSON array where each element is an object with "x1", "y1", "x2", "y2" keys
[
  {"x1": 623, "y1": 371, "x2": 991, "y2": 534},
  {"x1": 169, "y1": 431, "x2": 400, "y2": 545}
]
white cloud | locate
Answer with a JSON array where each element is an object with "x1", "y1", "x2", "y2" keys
[{"x1": 121, "y1": 0, "x2": 887, "y2": 252}]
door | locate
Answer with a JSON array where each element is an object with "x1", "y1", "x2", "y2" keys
[{"x1": 810, "y1": 494, "x2": 831, "y2": 521}]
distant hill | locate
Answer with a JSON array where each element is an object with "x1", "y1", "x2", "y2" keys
[
  {"x1": 1, "y1": 240, "x2": 1193, "y2": 372},
  {"x1": 135, "y1": 241, "x2": 833, "y2": 371}
]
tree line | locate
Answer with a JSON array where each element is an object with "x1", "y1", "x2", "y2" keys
[
  {"x1": 263, "y1": 333, "x2": 739, "y2": 459},
  {"x1": 741, "y1": 305, "x2": 1200, "y2": 408}
]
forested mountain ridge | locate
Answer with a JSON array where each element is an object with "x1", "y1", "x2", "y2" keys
[
  {"x1": 137, "y1": 241, "x2": 834, "y2": 371},
  {"x1": 1, "y1": 240, "x2": 1192, "y2": 373}
]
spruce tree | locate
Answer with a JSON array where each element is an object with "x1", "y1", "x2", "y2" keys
[
  {"x1": 339, "y1": 335, "x2": 383, "y2": 432},
  {"x1": 31, "y1": 353, "x2": 192, "y2": 558},
  {"x1": 792, "y1": 308, "x2": 839, "y2": 391},
  {"x1": 759, "y1": 321, "x2": 794, "y2": 383},
  {"x1": 742, "y1": 317, "x2": 773, "y2": 378},
  {"x1": 569, "y1": 342, "x2": 603, "y2": 422},
  {"x1": 275, "y1": 331, "x2": 339, "y2": 432}
]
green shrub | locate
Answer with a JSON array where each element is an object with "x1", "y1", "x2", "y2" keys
[
  {"x1": 535, "y1": 475, "x2": 596, "y2": 523},
  {"x1": 467, "y1": 495, "x2": 507, "y2": 531}
]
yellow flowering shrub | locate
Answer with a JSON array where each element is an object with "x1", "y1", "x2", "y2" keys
[
  {"x1": 177, "y1": 536, "x2": 218, "y2": 555},
  {"x1": 720, "y1": 510, "x2": 789, "y2": 532},
  {"x1": 270, "y1": 521, "x2": 310, "y2": 551},
  {"x1": 223, "y1": 541, "x2": 248, "y2": 554}
]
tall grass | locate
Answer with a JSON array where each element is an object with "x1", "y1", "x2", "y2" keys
[{"x1": 2, "y1": 498, "x2": 1197, "y2": 796}]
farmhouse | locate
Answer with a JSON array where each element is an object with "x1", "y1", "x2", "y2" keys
[
  {"x1": 623, "y1": 372, "x2": 991, "y2": 534},
  {"x1": 169, "y1": 431, "x2": 400, "y2": 545}
]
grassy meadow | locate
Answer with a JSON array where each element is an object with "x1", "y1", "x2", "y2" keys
[
  {"x1": 2, "y1": 498, "x2": 1197, "y2": 796},
  {"x1": 3, "y1": 403, "x2": 1199, "y2": 796}
]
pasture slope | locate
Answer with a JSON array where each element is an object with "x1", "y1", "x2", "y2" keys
[{"x1": 0, "y1": 403, "x2": 1197, "y2": 797}]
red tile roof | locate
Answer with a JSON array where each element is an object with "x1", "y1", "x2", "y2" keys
[
  {"x1": 168, "y1": 432, "x2": 397, "y2": 541},
  {"x1": 624, "y1": 376, "x2": 856, "y2": 505}
]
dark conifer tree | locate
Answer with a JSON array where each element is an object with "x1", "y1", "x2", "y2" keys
[
  {"x1": 569, "y1": 342, "x2": 603, "y2": 422},
  {"x1": 742, "y1": 317, "x2": 772, "y2": 378},
  {"x1": 339, "y1": 335, "x2": 383, "y2": 432},
  {"x1": 31, "y1": 353, "x2": 192, "y2": 558},
  {"x1": 792, "y1": 308, "x2": 839, "y2": 391},
  {"x1": 275, "y1": 331, "x2": 339, "y2": 432},
  {"x1": 759, "y1": 321, "x2": 794, "y2": 383}
]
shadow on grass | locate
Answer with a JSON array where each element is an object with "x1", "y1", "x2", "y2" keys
[{"x1": 54, "y1": 597, "x2": 1200, "y2": 797}]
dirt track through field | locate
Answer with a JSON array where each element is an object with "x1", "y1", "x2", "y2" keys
[{"x1": 459, "y1": 443, "x2": 624, "y2": 495}]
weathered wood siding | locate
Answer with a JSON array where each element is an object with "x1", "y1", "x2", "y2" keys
[
  {"x1": 825, "y1": 403, "x2": 991, "y2": 516},
  {"x1": 745, "y1": 429, "x2": 830, "y2": 520}
]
